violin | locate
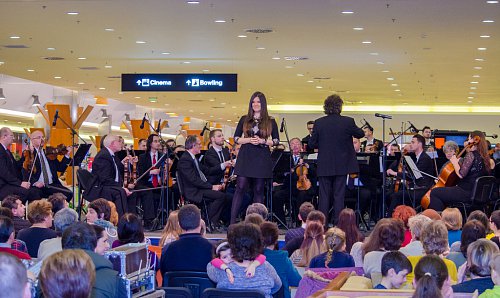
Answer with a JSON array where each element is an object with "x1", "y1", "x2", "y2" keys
[
  {"x1": 124, "y1": 146, "x2": 137, "y2": 189},
  {"x1": 393, "y1": 148, "x2": 408, "y2": 193},
  {"x1": 221, "y1": 143, "x2": 234, "y2": 191},
  {"x1": 296, "y1": 158, "x2": 312, "y2": 191},
  {"x1": 421, "y1": 135, "x2": 480, "y2": 209}
]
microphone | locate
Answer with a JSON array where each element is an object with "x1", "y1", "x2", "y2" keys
[
  {"x1": 156, "y1": 119, "x2": 161, "y2": 133},
  {"x1": 139, "y1": 113, "x2": 147, "y2": 129},
  {"x1": 280, "y1": 118, "x2": 285, "y2": 133},
  {"x1": 408, "y1": 121, "x2": 419, "y2": 133},
  {"x1": 200, "y1": 123, "x2": 209, "y2": 136},
  {"x1": 52, "y1": 110, "x2": 59, "y2": 127},
  {"x1": 374, "y1": 113, "x2": 392, "y2": 119}
]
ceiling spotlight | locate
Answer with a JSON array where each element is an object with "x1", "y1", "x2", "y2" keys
[
  {"x1": 32, "y1": 95, "x2": 41, "y2": 107},
  {"x1": 101, "y1": 109, "x2": 109, "y2": 119},
  {"x1": 0, "y1": 88, "x2": 6, "y2": 100},
  {"x1": 482, "y1": 20, "x2": 495, "y2": 23}
]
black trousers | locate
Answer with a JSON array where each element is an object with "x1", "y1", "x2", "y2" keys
[
  {"x1": 137, "y1": 189, "x2": 160, "y2": 221},
  {"x1": 0, "y1": 185, "x2": 29, "y2": 202},
  {"x1": 199, "y1": 189, "x2": 228, "y2": 224},
  {"x1": 388, "y1": 187, "x2": 428, "y2": 214},
  {"x1": 28, "y1": 184, "x2": 73, "y2": 202},
  {"x1": 318, "y1": 175, "x2": 346, "y2": 225},
  {"x1": 428, "y1": 186, "x2": 470, "y2": 211},
  {"x1": 100, "y1": 186, "x2": 129, "y2": 218}
]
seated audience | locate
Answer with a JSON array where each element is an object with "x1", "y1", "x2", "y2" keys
[
  {"x1": 47, "y1": 192, "x2": 68, "y2": 215},
  {"x1": 336, "y1": 208, "x2": 364, "y2": 253},
  {"x1": 309, "y1": 227, "x2": 354, "y2": 268},
  {"x1": 0, "y1": 208, "x2": 28, "y2": 254},
  {"x1": 400, "y1": 215, "x2": 431, "y2": 257},
  {"x1": 441, "y1": 208, "x2": 463, "y2": 247},
  {"x1": 490, "y1": 210, "x2": 500, "y2": 248},
  {"x1": 0, "y1": 252, "x2": 31, "y2": 298},
  {"x1": 40, "y1": 249, "x2": 95, "y2": 298},
  {"x1": 285, "y1": 202, "x2": 314, "y2": 243},
  {"x1": 159, "y1": 210, "x2": 181, "y2": 247},
  {"x1": 420, "y1": 208, "x2": 441, "y2": 221},
  {"x1": 453, "y1": 239, "x2": 498, "y2": 294},
  {"x1": 283, "y1": 210, "x2": 326, "y2": 257},
  {"x1": 62, "y1": 221, "x2": 125, "y2": 297},
  {"x1": 86, "y1": 198, "x2": 112, "y2": 225},
  {"x1": 392, "y1": 205, "x2": 416, "y2": 247},
  {"x1": 412, "y1": 255, "x2": 453, "y2": 298},
  {"x1": 480, "y1": 253, "x2": 500, "y2": 297},
  {"x1": 207, "y1": 222, "x2": 282, "y2": 298},
  {"x1": 290, "y1": 221, "x2": 326, "y2": 267},
  {"x1": 37, "y1": 207, "x2": 78, "y2": 260},
  {"x1": 245, "y1": 213, "x2": 265, "y2": 226},
  {"x1": 467, "y1": 210, "x2": 493, "y2": 239},
  {"x1": 374, "y1": 251, "x2": 412, "y2": 289},
  {"x1": 16, "y1": 199, "x2": 57, "y2": 257},
  {"x1": 246, "y1": 203, "x2": 269, "y2": 220},
  {"x1": 93, "y1": 225, "x2": 111, "y2": 256},
  {"x1": 160, "y1": 204, "x2": 214, "y2": 274},
  {"x1": 261, "y1": 221, "x2": 301, "y2": 298},
  {"x1": 0, "y1": 216, "x2": 30, "y2": 260},
  {"x1": 1, "y1": 195, "x2": 31, "y2": 235},
  {"x1": 447, "y1": 219, "x2": 486, "y2": 268}
]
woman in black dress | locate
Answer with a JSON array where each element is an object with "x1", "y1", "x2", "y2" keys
[
  {"x1": 428, "y1": 130, "x2": 491, "y2": 211},
  {"x1": 230, "y1": 91, "x2": 279, "y2": 223}
]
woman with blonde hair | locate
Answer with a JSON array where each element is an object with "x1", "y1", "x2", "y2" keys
[
  {"x1": 290, "y1": 221, "x2": 326, "y2": 267},
  {"x1": 441, "y1": 208, "x2": 463, "y2": 246},
  {"x1": 108, "y1": 201, "x2": 119, "y2": 226},
  {"x1": 309, "y1": 227, "x2": 354, "y2": 268},
  {"x1": 159, "y1": 210, "x2": 182, "y2": 247}
]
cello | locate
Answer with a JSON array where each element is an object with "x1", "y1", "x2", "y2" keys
[{"x1": 421, "y1": 135, "x2": 480, "y2": 209}]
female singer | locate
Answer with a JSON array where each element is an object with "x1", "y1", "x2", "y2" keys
[
  {"x1": 428, "y1": 131, "x2": 491, "y2": 211},
  {"x1": 230, "y1": 91, "x2": 279, "y2": 224}
]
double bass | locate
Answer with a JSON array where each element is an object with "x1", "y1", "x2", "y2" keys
[{"x1": 421, "y1": 136, "x2": 480, "y2": 209}]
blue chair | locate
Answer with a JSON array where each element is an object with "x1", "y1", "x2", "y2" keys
[
  {"x1": 163, "y1": 271, "x2": 215, "y2": 298},
  {"x1": 161, "y1": 287, "x2": 193, "y2": 298},
  {"x1": 202, "y1": 288, "x2": 266, "y2": 298}
]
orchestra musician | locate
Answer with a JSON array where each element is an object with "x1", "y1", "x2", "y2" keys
[
  {"x1": 386, "y1": 134, "x2": 434, "y2": 214},
  {"x1": 308, "y1": 95, "x2": 364, "y2": 224},
  {"x1": 201, "y1": 129, "x2": 233, "y2": 185},
  {"x1": 0, "y1": 127, "x2": 30, "y2": 201},
  {"x1": 231, "y1": 91, "x2": 279, "y2": 224},
  {"x1": 422, "y1": 126, "x2": 434, "y2": 151},
  {"x1": 301, "y1": 120, "x2": 315, "y2": 154},
  {"x1": 361, "y1": 125, "x2": 383, "y2": 152},
  {"x1": 22, "y1": 130, "x2": 73, "y2": 202},
  {"x1": 138, "y1": 138, "x2": 147, "y2": 151},
  {"x1": 427, "y1": 130, "x2": 491, "y2": 211}
]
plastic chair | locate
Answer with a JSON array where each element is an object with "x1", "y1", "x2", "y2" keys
[
  {"x1": 161, "y1": 287, "x2": 193, "y2": 298},
  {"x1": 176, "y1": 170, "x2": 212, "y2": 230},
  {"x1": 76, "y1": 168, "x2": 95, "y2": 219},
  {"x1": 450, "y1": 176, "x2": 496, "y2": 218},
  {"x1": 163, "y1": 271, "x2": 215, "y2": 298},
  {"x1": 149, "y1": 245, "x2": 163, "y2": 286},
  {"x1": 202, "y1": 288, "x2": 266, "y2": 298}
]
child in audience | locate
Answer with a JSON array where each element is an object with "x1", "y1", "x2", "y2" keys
[
  {"x1": 290, "y1": 221, "x2": 326, "y2": 266},
  {"x1": 441, "y1": 208, "x2": 463, "y2": 246},
  {"x1": 210, "y1": 241, "x2": 265, "y2": 283},
  {"x1": 309, "y1": 227, "x2": 354, "y2": 268},
  {"x1": 159, "y1": 210, "x2": 181, "y2": 247},
  {"x1": 374, "y1": 251, "x2": 412, "y2": 289},
  {"x1": 412, "y1": 255, "x2": 453, "y2": 298},
  {"x1": 479, "y1": 253, "x2": 500, "y2": 297}
]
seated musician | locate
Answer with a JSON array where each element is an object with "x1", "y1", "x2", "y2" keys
[
  {"x1": 428, "y1": 130, "x2": 491, "y2": 211},
  {"x1": 389, "y1": 143, "x2": 401, "y2": 156},
  {"x1": 177, "y1": 135, "x2": 227, "y2": 228},
  {"x1": 201, "y1": 129, "x2": 233, "y2": 185},
  {"x1": 0, "y1": 127, "x2": 30, "y2": 202},
  {"x1": 22, "y1": 130, "x2": 73, "y2": 202},
  {"x1": 361, "y1": 125, "x2": 383, "y2": 152},
  {"x1": 422, "y1": 126, "x2": 435, "y2": 152},
  {"x1": 386, "y1": 134, "x2": 434, "y2": 214},
  {"x1": 301, "y1": 120, "x2": 315, "y2": 154},
  {"x1": 345, "y1": 137, "x2": 371, "y2": 217},
  {"x1": 91, "y1": 134, "x2": 133, "y2": 218}
]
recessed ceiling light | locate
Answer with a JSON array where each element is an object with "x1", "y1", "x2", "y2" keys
[
  {"x1": 394, "y1": 89, "x2": 401, "y2": 92},
  {"x1": 362, "y1": 41, "x2": 372, "y2": 44},
  {"x1": 272, "y1": 57, "x2": 281, "y2": 60},
  {"x1": 307, "y1": 80, "x2": 314, "y2": 83},
  {"x1": 161, "y1": 52, "x2": 171, "y2": 55},
  {"x1": 297, "y1": 74, "x2": 304, "y2": 77},
  {"x1": 214, "y1": 19, "x2": 226, "y2": 23},
  {"x1": 209, "y1": 115, "x2": 214, "y2": 118},
  {"x1": 468, "y1": 96, "x2": 474, "y2": 99},
  {"x1": 187, "y1": 1, "x2": 200, "y2": 4},
  {"x1": 77, "y1": 82, "x2": 85, "y2": 85},
  {"x1": 164, "y1": 103, "x2": 170, "y2": 106},
  {"x1": 202, "y1": 69, "x2": 210, "y2": 72},
  {"x1": 316, "y1": 86, "x2": 323, "y2": 89},
  {"x1": 237, "y1": 35, "x2": 247, "y2": 38},
  {"x1": 47, "y1": 47, "x2": 55, "y2": 50},
  {"x1": 256, "y1": 47, "x2": 266, "y2": 50},
  {"x1": 403, "y1": 102, "x2": 408, "y2": 104},
  {"x1": 136, "y1": 41, "x2": 146, "y2": 44},
  {"x1": 474, "y1": 66, "x2": 482, "y2": 70},
  {"x1": 221, "y1": 102, "x2": 226, "y2": 105},
  {"x1": 99, "y1": 87, "x2": 106, "y2": 90},
  {"x1": 9, "y1": 36, "x2": 20, "y2": 39},
  {"x1": 134, "y1": 96, "x2": 141, "y2": 99},
  {"x1": 341, "y1": 11, "x2": 354, "y2": 14},
  {"x1": 54, "y1": 76, "x2": 62, "y2": 79},
  {"x1": 475, "y1": 58, "x2": 485, "y2": 61},
  {"x1": 377, "y1": 61, "x2": 384, "y2": 65},
  {"x1": 473, "y1": 75, "x2": 480, "y2": 78},
  {"x1": 477, "y1": 47, "x2": 487, "y2": 50},
  {"x1": 227, "y1": 119, "x2": 232, "y2": 122},
  {"x1": 480, "y1": 35, "x2": 491, "y2": 38},
  {"x1": 104, "y1": 65, "x2": 112, "y2": 68},
  {"x1": 285, "y1": 65, "x2": 294, "y2": 68},
  {"x1": 386, "y1": 77, "x2": 395, "y2": 81},
  {"x1": 104, "y1": 28, "x2": 115, "y2": 32},
  {"x1": 369, "y1": 52, "x2": 379, "y2": 55},
  {"x1": 470, "y1": 86, "x2": 477, "y2": 89},
  {"x1": 27, "y1": 69, "x2": 35, "y2": 72},
  {"x1": 353, "y1": 27, "x2": 364, "y2": 31},
  {"x1": 482, "y1": 20, "x2": 495, "y2": 23},
  {"x1": 78, "y1": 57, "x2": 86, "y2": 60},
  {"x1": 487, "y1": 0, "x2": 499, "y2": 3},
  {"x1": 231, "y1": 106, "x2": 236, "y2": 109},
  {"x1": 381, "y1": 70, "x2": 390, "y2": 73},
  {"x1": 67, "y1": 12, "x2": 79, "y2": 15},
  {"x1": 470, "y1": 92, "x2": 476, "y2": 94},
  {"x1": 391, "y1": 83, "x2": 398, "y2": 86},
  {"x1": 209, "y1": 99, "x2": 215, "y2": 102},
  {"x1": 470, "y1": 81, "x2": 479, "y2": 84},
  {"x1": 182, "y1": 61, "x2": 191, "y2": 64}
]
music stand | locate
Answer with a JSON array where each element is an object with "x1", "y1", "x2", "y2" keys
[
  {"x1": 268, "y1": 150, "x2": 290, "y2": 229},
  {"x1": 72, "y1": 144, "x2": 92, "y2": 167},
  {"x1": 355, "y1": 155, "x2": 370, "y2": 231}
]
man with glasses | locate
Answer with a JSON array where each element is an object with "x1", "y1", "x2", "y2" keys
[{"x1": 0, "y1": 127, "x2": 30, "y2": 202}]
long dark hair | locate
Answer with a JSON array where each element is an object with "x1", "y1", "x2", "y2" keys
[
  {"x1": 243, "y1": 91, "x2": 272, "y2": 139},
  {"x1": 336, "y1": 208, "x2": 364, "y2": 253},
  {"x1": 412, "y1": 255, "x2": 448, "y2": 298},
  {"x1": 470, "y1": 130, "x2": 491, "y2": 172}
]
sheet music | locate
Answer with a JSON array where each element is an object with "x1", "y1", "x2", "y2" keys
[{"x1": 404, "y1": 155, "x2": 422, "y2": 179}]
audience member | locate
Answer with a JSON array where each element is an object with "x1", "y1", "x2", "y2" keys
[
  {"x1": 246, "y1": 203, "x2": 269, "y2": 220},
  {"x1": 1, "y1": 195, "x2": 31, "y2": 234},
  {"x1": 412, "y1": 255, "x2": 453, "y2": 298},
  {"x1": 62, "y1": 222, "x2": 125, "y2": 297},
  {"x1": 159, "y1": 210, "x2": 181, "y2": 247},
  {"x1": 87, "y1": 198, "x2": 112, "y2": 224},
  {"x1": 160, "y1": 204, "x2": 214, "y2": 274},
  {"x1": 309, "y1": 227, "x2": 354, "y2": 268},
  {"x1": 284, "y1": 202, "x2": 314, "y2": 243},
  {"x1": 261, "y1": 221, "x2": 301, "y2": 298},
  {"x1": 420, "y1": 208, "x2": 441, "y2": 221},
  {"x1": 441, "y1": 208, "x2": 463, "y2": 246},
  {"x1": 453, "y1": 239, "x2": 498, "y2": 294},
  {"x1": 0, "y1": 207, "x2": 28, "y2": 254},
  {"x1": 336, "y1": 208, "x2": 364, "y2": 253},
  {"x1": 93, "y1": 225, "x2": 110, "y2": 255},
  {"x1": 0, "y1": 206, "x2": 12, "y2": 217},
  {"x1": 108, "y1": 201, "x2": 119, "y2": 226},
  {"x1": 0, "y1": 216, "x2": 30, "y2": 260},
  {"x1": 37, "y1": 207, "x2": 78, "y2": 260},
  {"x1": 16, "y1": 199, "x2": 57, "y2": 257},
  {"x1": 245, "y1": 213, "x2": 265, "y2": 226},
  {"x1": 40, "y1": 249, "x2": 95, "y2": 298},
  {"x1": 0, "y1": 252, "x2": 31, "y2": 298},
  {"x1": 207, "y1": 222, "x2": 282, "y2": 298},
  {"x1": 489, "y1": 210, "x2": 500, "y2": 248},
  {"x1": 47, "y1": 192, "x2": 68, "y2": 215},
  {"x1": 467, "y1": 210, "x2": 493, "y2": 239},
  {"x1": 448, "y1": 219, "x2": 486, "y2": 268},
  {"x1": 392, "y1": 205, "x2": 416, "y2": 247},
  {"x1": 480, "y1": 253, "x2": 500, "y2": 297},
  {"x1": 374, "y1": 251, "x2": 412, "y2": 289},
  {"x1": 400, "y1": 215, "x2": 431, "y2": 257},
  {"x1": 290, "y1": 221, "x2": 326, "y2": 267},
  {"x1": 283, "y1": 210, "x2": 326, "y2": 256}
]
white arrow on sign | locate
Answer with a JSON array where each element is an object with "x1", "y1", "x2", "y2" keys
[
  {"x1": 136, "y1": 80, "x2": 142, "y2": 85},
  {"x1": 186, "y1": 80, "x2": 191, "y2": 86}
]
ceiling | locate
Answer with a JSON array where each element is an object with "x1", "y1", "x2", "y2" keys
[{"x1": 0, "y1": 0, "x2": 499, "y2": 124}]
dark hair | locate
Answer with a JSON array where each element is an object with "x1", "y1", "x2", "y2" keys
[
  {"x1": 412, "y1": 255, "x2": 448, "y2": 298},
  {"x1": 209, "y1": 129, "x2": 222, "y2": 140},
  {"x1": 245, "y1": 213, "x2": 264, "y2": 226},
  {"x1": 460, "y1": 220, "x2": 486, "y2": 257},
  {"x1": 470, "y1": 130, "x2": 491, "y2": 173},
  {"x1": 337, "y1": 208, "x2": 364, "y2": 253},
  {"x1": 260, "y1": 221, "x2": 279, "y2": 248},
  {"x1": 1, "y1": 195, "x2": 21, "y2": 210},
  {"x1": 92, "y1": 225, "x2": 105, "y2": 239},
  {"x1": 88, "y1": 198, "x2": 111, "y2": 221},
  {"x1": 306, "y1": 120, "x2": 315, "y2": 126},
  {"x1": 299, "y1": 202, "x2": 314, "y2": 222},
  {"x1": 0, "y1": 216, "x2": 14, "y2": 243},
  {"x1": 228, "y1": 222, "x2": 263, "y2": 262},
  {"x1": 117, "y1": 213, "x2": 145, "y2": 244},
  {"x1": 145, "y1": 134, "x2": 159, "y2": 152},
  {"x1": 422, "y1": 126, "x2": 431, "y2": 132},
  {"x1": 0, "y1": 207, "x2": 13, "y2": 219},
  {"x1": 413, "y1": 134, "x2": 426, "y2": 148},
  {"x1": 490, "y1": 210, "x2": 500, "y2": 229},
  {"x1": 178, "y1": 204, "x2": 201, "y2": 231},
  {"x1": 362, "y1": 219, "x2": 405, "y2": 256},
  {"x1": 184, "y1": 135, "x2": 199, "y2": 150},
  {"x1": 364, "y1": 125, "x2": 374, "y2": 133},
  {"x1": 381, "y1": 251, "x2": 412, "y2": 277},
  {"x1": 468, "y1": 210, "x2": 490, "y2": 232},
  {"x1": 323, "y1": 94, "x2": 343, "y2": 115},
  {"x1": 307, "y1": 210, "x2": 326, "y2": 225},
  {"x1": 241, "y1": 91, "x2": 273, "y2": 139},
  {"x1": 62, "y1": 222, "x2": 97, "y2": 251},
  {"x1": 47, "y1": 193, "x2": 67, "y2": 215}
]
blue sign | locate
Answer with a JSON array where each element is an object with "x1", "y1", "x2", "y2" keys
[{"x1": 121, "y1": 73, "x2": 237, "y2": 92}]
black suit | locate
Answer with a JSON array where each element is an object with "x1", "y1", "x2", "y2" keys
[
  {"x1": 22, "y1": 148, "x2": 73, "y2": 202},
  {"x1": 91, "y1": 147, "x2": 128, "y2": 217},
  {"x1": 301, "y1": 135, "x2": 314, "y2": 154},
  {"x1": 201, "y1": 147, "x2": 230, "y2": 185},
  {"x1": 177, "y1": 151, "x2": 226, "y2": 224},
  {"x1": 137, "y1": 151, "x2": 165, "y2": 221},
  {"x1": 0, "y1": 145, "x2": 29, "y2": 201},
  {"x1": 308, "y1": 114, "x2": 364, "y2": 224}
]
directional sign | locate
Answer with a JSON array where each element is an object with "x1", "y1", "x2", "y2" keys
[{"x1": 121, "y1": 74, "x2": 237, "y2": 92}]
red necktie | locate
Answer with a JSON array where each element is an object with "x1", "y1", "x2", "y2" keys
[{"x1": 152, "y1": 155, "x2": 158, "y2": 187}]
